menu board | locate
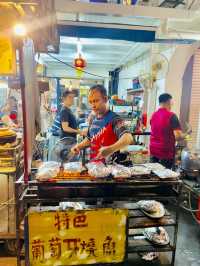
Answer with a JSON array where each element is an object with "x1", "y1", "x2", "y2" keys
[
  {"x1": 28, "y1": 208, "x2": 128, "y2": 266},
  {"x1": 0, "y1": 36, "x2": 16, "y2": 75}
]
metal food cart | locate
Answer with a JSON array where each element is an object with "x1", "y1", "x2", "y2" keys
[
  {"x1": 0, "y1": 143, "x2": 23, "y2": 254},
  {"x1": 16, "y1": 173, "x2": 182, "y2": 266}
]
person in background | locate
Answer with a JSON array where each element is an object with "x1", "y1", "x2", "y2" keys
[
  {"x1": 50, "y1": 90, "x2": 86, "y2": 162},
  {"x1": 71, "y1": 85, "x2": 133, "y2": 161},
  {"x1": 48, "y1": 112, "x2": 61, "y2": 161},
  {"x1": 51, "y1": 113, "x2": 61, "y2": 137},
  {"x1": 1, "y1": 96, "x2": 18, "y2": 125},
  {"x1": 60, "y1": 90, "x2": 85, "y2": 140},
  {"x1": 0, "y1": 111, "x2": 17, "y2": 128},
  {"x1": 150, "y1": 93, "x2": 188, "y2": 169}
]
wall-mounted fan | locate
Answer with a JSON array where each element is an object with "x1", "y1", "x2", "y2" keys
[
  {"x1": 138, "y1": 73, "x2": 152, "y2": 90},
  {"x1": 151, "y1": 53, "x2": 169, "y2": 81},
  {"x1": 138, "y1": 53, "x2": 169, "y2": 90}
]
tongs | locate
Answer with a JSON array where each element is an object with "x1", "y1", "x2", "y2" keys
[
  {"x1": 59, "y1": 150, "x2": 76, "y2": 171},
  {"x1": 80, "y1": 148, "x2": 88, "y2": 175}
]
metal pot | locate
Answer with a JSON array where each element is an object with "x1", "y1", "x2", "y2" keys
[{"x1": 181, "y1": 148, "x2": 200, "y2": 171}]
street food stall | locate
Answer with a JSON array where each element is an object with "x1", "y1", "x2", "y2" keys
[
  {"x1": 0, "y1": 126, "x2": 23, "y2": 254},
  {"x1": 14, "y1": 39, "x2": 183, "y2": 266},
  {"x1": 16, "y1": 158, "x2": 182, "y2": 266},
  {"x1": 3, "y1": 1, "x2": 186, "y2": 266},
  {"x1": 0, "y1": 26, "x2": 24, "y2": 253},
  {"x1": 0, "y1": 0, "x2": 59, "y2": 255}
]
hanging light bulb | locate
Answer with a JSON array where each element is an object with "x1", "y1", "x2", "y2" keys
[
  {"x1": 13, "y1": 23, "x2": 27, "y2": 37},
  {"x1": 74, "y1": 38, "x2": 86, "y2": 78}
]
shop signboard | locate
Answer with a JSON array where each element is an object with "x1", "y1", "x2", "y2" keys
[
  {"x1": 28, "y1": 208, "x2": 128, "y2": 266},
  {"x1": 132, "y1": 78, "x2": 142, "y2": 90},
  {"x1": 0, "y1": 36, "x2": 16, "y2": 75}
]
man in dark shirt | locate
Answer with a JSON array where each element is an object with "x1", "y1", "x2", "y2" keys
[
  {"x1": 150, "y1": 93, "x2": 187, "y2": 169},
  {"x1": 51, "y1": 91, "x2": 86, "y2": 162},
  {"x1": 60, "y1": 90, "x2": 84, "y2": 139}
]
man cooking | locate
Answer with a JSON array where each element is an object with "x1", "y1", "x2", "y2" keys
[
  {"x1": 150, "y1": 93, "x2": 187, "y2": 169},
  {"x1": 71, "y1": 85, "x2": 133, "y2": 161}
]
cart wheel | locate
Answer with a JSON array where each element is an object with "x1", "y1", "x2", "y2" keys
[{"x1": 4, "y1": 239, "x2": 17, "y2": 256}]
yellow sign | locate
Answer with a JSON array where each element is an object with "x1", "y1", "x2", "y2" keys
[
  {"x1": 80, "y1": 86, "x2": 89, "y2": 96},
  {"x1": 28, "y1": 208, "x2": 128, "y2": 266},
  {"x1": 0, "y1": 36, "x2": 16, "y2": 75},
  {"x1": 36, "y1": 64, "x2": 45, "y2": 75}
]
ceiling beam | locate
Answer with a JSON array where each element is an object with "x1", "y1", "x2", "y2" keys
[
  {"x1": 55, "y1": 0, "x2": 196, "y2": 20},
  {"x1": 57, "y1": 23, "x2": 155, "y2": 43},
  {"x1": 58, "y1": 49, "x2": 129, "y2": 56},
  {"x1": 43, "y1": 60, "x2": 119, "y2": 66},
  {"x1": 58, "y1": 20, "x2": 156, "y2": 32},
  {"x1": 60, "y1": 37, "x2": 134, "y2": 47}
]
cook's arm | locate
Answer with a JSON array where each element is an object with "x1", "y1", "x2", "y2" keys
[
  {"x1": 109, "y1": 133, "x2": 133, "y2": 152},
  {"x1": 96, "y1": 133, "x2": 133, "y2": 159},
  {"x1": 174, "y1": 129, "x2": 188, "y2": 141},
  {"x1": 71, "y1": 138, "x2": 91, "y2": 154}
]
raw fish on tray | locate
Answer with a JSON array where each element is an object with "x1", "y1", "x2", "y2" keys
[
  {"x1": 137, "y1": 200, "x2": 165, "y2": 218},
  {"x1": 144, "y1": 227, "x2": 170, "y2": 246}
]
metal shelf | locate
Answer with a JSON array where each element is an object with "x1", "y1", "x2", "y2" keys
[
  {"x1": 127, "y1": 89, "x2": 144, "y2": 94},
  {"x1": 129, "y1": 208, "x2": 176, "y2": 229},
  {"x1": 128, "y1": 238, "x2": 175, "y2": 253},
  {"x1": 16, "y1": 175, "x2": 182, "y2": 266}
]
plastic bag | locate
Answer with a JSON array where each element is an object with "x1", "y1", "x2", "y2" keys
[
  {"x1": 38, "y1": 161, "x2": 60, "y2": 170},
  {"x1": 86, "y1": 162, "x2": 111, "y2": 178},
  {"x1": 129, "y1": 165, "x2": 151, "y2": 176},
  {"x1": 153, "y1": 169, "x2": 180, "y2": 179},
  {"x1": 111, "y1": 164, "x2": 132, "y2": 178},
  {"x1": 36, "y1": 161, "x2": 60, "y2": 181},
  {"x1": 64, "y1": 162, "x2": 84, "y2": 172},
  {"x1": 143, "y1": 163, "x2": 165, "y2": 171}
]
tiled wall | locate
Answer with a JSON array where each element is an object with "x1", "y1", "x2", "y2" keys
[{"x1": 188, "y1": 49, "x2": 200, "y2": 149}]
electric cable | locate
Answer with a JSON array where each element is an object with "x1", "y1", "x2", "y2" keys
[
  {"x1": 180, "y1": 204, "x2": 199, "y2": 212},
  {"x1": 47, "y1": 53, "x2": 108, "y2": 79},
  {"x1": 46, "y1": 53, "x2": 158, "y2": 81}
]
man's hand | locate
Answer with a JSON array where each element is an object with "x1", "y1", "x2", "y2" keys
[
  {"x1": 96, "y1": 146, "x2": 114, "y2": 160},
  {"x1": 79, "y1": 129, "x2": 88, "y2": 137},
  {"x1": 71, "y1": 145, "x2": 80, "y2": 155},
  {"x1": 71, "y1": 138, "x2": 91, "y2": 155}
]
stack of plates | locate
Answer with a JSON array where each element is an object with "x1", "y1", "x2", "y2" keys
[{"x1": 0, "y1": 127, "x2": 16, "y2": 144}]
